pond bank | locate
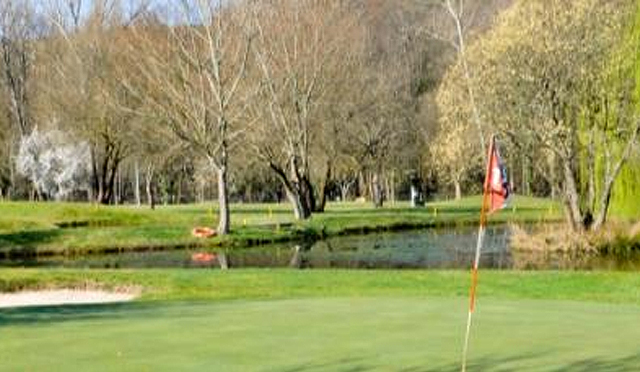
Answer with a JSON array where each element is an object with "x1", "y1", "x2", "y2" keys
[
  {"x1": 509, "y1": 222, "x2": 640, "y2": 270},
  {"x1": 0, "y1": 196, "x2": 563, "y2": 259}
]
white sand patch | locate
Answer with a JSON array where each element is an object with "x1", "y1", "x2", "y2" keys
[{"x1": 0, "y1": 289, "x2": 138, "y2": 309}]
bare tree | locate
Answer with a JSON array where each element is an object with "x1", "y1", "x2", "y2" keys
[
  {"x1": 0, "y1": 0, "x2": 36, "y2": 138},
  {"x1": 248, "y1": 0, "x2": 353, "y2": 219},
  {"x1": 43, "y1": 2, "x2": 138, "y2": 204},
  {"x1": 125, "y1": 1, "x2": 254, "y2": 234},
  {"x1": 0, "y1": 0, "x2": 42, "y2": 199}
]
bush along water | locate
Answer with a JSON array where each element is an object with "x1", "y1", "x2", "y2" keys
[{"x1": 510, "y1": 222, "x2": 640, "y2": 269}]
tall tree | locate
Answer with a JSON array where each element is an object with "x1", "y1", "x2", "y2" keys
[
  {"x1": 44, "y1": 2, "x2": 136, "y2": 204},
  {"x1": 455, "y1": 0, "x2": 638, "y2": 231},
  {"x1": 0, "y1": 0, "x2": 36, "y2": 138},
  {"x1": 0, "y1": 0, "x2": 42, "y2": 199},
  {"x1": 126, "y1": 1, "x2": 254, "y2": 234},
  {"x1": 248, "y1": 0, "x2": 354, "y2": 219}
]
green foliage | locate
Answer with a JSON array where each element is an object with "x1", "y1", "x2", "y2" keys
[
  {"x1": 581, "y1": 1, "x2": 640, "y2": 219},
  {"x1": 611, "y1": 158, "x2": 640, "y2": 217},
  {"x1": 444, "y1": 0, "x2": 638, "y2": 228},
  {"x1": 606, "y1": 2, "x2": 640, "y2": 218}
]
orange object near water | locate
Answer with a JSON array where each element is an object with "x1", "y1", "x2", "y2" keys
[
  {"x1": 192, "y1": 227, "x2": 217, "y2": 238},
  {"x1": 191, "y1": 252, "x2": 217, "y2": 263}
]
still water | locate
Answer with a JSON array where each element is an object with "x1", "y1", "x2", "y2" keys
[
  {"x1": 2, "y1": 226, "x2": 512, "y2": 269},
  {"x1": 3, "y1": 225, "x2": 637, "y2": 270}
]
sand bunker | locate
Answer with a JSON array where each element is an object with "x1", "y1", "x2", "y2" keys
[{"x1": 0, "y1": 289, "x2": 138, "y2": 309}]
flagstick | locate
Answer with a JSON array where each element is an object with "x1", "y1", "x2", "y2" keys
[
  {"x1": 461, "y1": 137, "x2": 494, "y2": 372},
  {"x1": 461, "y1": 222, "x2": 486, "y2": 372}
]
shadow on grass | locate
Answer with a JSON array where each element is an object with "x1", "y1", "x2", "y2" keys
[
  {"x1": 278, "y1": 353, "x2": 545, "y2": 372},
  {"x1": 0, "y1": 301, "x2": 172, "y2": 327},
  {"x1": 0, "y1": 229, "x2": 61, "y2": 248},
  {"x1": 410, "y1": 353, "x2": 640, "y2": 372},
  {"x1": 280, "y1": 352, "x2": 640, "y2": 372},
  {"x1": 546, "y1": 354, "x2": 640, "y2": 372},
  {"x1": 280, "y1": 357, "x2": 370, "y2": 372}
]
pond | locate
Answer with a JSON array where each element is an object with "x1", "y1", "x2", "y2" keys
[
  {"x1": 2, "y1": 225, "x2": 638, "y2": 270},
  {"x1": 0, "y1": 226, "x2": 510, "y2": 269}
]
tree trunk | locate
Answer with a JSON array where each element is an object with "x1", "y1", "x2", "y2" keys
[
  {"x1": 102, "y1": 159, "x2": 119, "y2": 205},
  {"x1": 270, "y1": 162, "x2": 313, "y2": 220},
  {"x1": 454, "y1": 178, "x2": 462, "y2": 201},
  {"x1": 285, "y1": 186, "x2": 311, "y2": 220},
  {"x1": 586, "y1": 127, "x2": 596, "y2": 213},
  {"x1": 371, "y1": 172, "x2": 383, "y2": 208},
  {"x1": 339, "y1": 181, "x2": 353, "y2": 202},
  {"x1": 145, "y1": 165, "x2": 155, "y2": 210},
  {"x1": 8, "y1": 146, "x2": 15, "y2": 200},
  {"x1": 115, "y1": 169, "x2": 121, "y2": 205},
  {"x1": 592, "y1": 187, "x2": 613, "y2": 231},
  {"x1": 521, "y1": 156, "x2": 531, "y2": 196},
  {"x1": 410, "y1": 184, "x2": 420, "y2": 207},
  {"x1": 562, "y1": 199, "x2": 577, "y2": 232},
  {"x1": 384, "y1": 173, "x2": 391, "y2": 206},
  {"x1": 197, "y1": 180, "x2": 204, "y2": 204},
  {"x1": 562, "y1": 159, "x2": 583, "y2": 231},
  {"x1": 134, "y1": 160, "x2": 141, "y2": 206},
  {"x1": 216, "y1": 165, "x2": 230, "y2": 235},
  {"x1": 300, "y1": 176, "x2": 316, "y2": 215},
  {"x1": 592, "y1": 122, "x2": 640, "y2": 230},
  {"x1": 87, "y1": 184, "x2": 93, "y2": 203},
  {"x1": 177, "y1": 165, "x2": 184, "y2": 205},
  {"x1": 357, "y1": 170, "x2": 366, "y2": 199},
  {"x1": 390, "y1": 170, "x2": 396, "y2": 205},
  {"x1": 314, "y1": 161, "x2": 331, "y2": 213},
  {"x1": 91, "y1": 146, "x2": 101, "y2": 203}
]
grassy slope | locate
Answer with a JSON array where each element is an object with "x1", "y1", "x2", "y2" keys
[
  {"x1": 0, "y1": 196, "x2": 562, "y2": 255},
  {"x1": 2, "y1": 270, "x2": 640, "y2": 371}
]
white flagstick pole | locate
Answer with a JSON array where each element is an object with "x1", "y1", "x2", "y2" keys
[
  {"x1": 461, "y1": 136, "x2": 494, "y2": 372},
  {"x1": 461, "y1": 224, "x2": 486, "y2": 372}
]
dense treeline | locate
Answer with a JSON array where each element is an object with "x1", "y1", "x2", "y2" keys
[
  {"x1": 437, "y1": 0, "x2": 640, "y2": 231},
  {"x1": 0, "y1": 0, "x2": 638, "y2": 233}
]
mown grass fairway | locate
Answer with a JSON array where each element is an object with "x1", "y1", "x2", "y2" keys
[
  {"x1": 0, "y1": 196, "x2": 561, "y2": 256},
  {"x1": 2, "y1": 270, "x2": 640, "y2": 370}
]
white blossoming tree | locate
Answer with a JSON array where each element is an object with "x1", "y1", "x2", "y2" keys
[{"x1": 16, "y1": 127, "x2": 91, "y2": 200}]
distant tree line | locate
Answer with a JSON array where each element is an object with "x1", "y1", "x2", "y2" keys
[{"x1": 0, "y1": 0, "x2": 638, "y2": 234}]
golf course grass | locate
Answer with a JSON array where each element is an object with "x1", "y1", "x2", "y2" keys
[
  {"x1": 2, "y1": 197, "x2": 639, "y2": 371},
  {"x1": 0, "y1": 196, "x2": 562, "y2": 256},
  {"x1": 2, "y1": 270, "x2": 640, "y2": 371}
]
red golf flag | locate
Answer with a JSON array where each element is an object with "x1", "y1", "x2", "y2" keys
[
  {"x1": 462, "y1": 136, "x2": 511, "y2": 372},
  {"x1": 483, "y1": 138, "x2": 510, "y2": 214}
]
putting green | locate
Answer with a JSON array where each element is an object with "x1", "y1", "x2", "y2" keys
[{"x1": 1, "y1": 297, "x2": 639, "y2": 371}]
